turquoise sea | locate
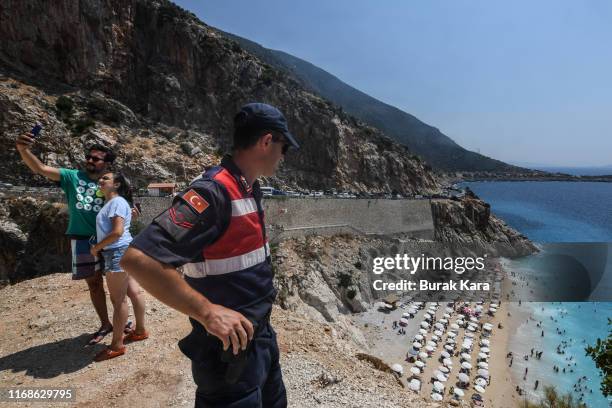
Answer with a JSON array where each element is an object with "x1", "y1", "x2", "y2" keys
[{"x1": 465, "y1": 181, "x2": 612, "y2": 407}]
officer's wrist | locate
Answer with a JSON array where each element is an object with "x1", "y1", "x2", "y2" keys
[{"x1": 194, "y1": 300, "x2": 214, "y2": 326}]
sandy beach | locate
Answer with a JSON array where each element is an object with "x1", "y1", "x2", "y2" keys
[{"x1": 351, "y1": 258, "x2": 540, "y2": 408}]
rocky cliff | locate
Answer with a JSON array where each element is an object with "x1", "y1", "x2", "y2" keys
[
  {"x1": 0, "y1": 196, "x2": 69, "y2": 285},
  {"x1": 430, "y1": 197, "x2": 537, "y2": 258},
  {"x1": 0, "y1": 0, "x2": 438, "y2": 195}
]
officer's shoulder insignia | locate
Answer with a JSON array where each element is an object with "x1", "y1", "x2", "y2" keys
[{"x1": 181, "y1": 189, "x2": 209, "y2": 214}]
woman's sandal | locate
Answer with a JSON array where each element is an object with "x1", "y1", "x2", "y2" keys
[
  {"x1": 124, "y1": 330, "x2": 149, "y2": 343},
  {"x1": 93, "y1": 346, "x2": 126, "y2": 362}
]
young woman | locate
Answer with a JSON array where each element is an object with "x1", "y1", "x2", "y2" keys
[{"x1": 91, "y1": 171, "x2": 148, "y2": 361}]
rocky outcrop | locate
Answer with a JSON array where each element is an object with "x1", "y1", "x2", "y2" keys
[
  {"x1": 0, "y1": 0, "x2": 439, "y2": 195},
  {"x1": 0, "y1": 197, "x2": 69, "y2": 285},
  {"x1": 430, "y1": 197, "x2": 537, "y2": 258}
]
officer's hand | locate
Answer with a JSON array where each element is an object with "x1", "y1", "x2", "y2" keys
[
  {"x1": 16, "y1": 133, "x2": 35, "y2": 152},
  {"x1": 201, "y1": 304, "x2": 254, "y2": 355}
]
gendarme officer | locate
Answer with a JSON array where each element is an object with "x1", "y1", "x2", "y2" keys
[{"x1": 121, "y1": 103, "x2": 299, "y2": 407}]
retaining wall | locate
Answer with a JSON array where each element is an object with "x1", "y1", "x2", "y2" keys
[{"x1": 135, "y1": 196, "x2": 435, "y2": 241}]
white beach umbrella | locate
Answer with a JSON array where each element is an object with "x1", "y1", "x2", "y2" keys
[
  {"x1": 439, "y1": 319, "x2": 448, "y2": 324},
  {"x1": 434, "y1": 330, "x2": 443, "y2": 337},
  {"x1": 419, "y1": 328, "x2": 428, "y2": 335},
  {"x1": 461, "y1": 361, "x2": 472, "y2": 370},
  {"x1": 447, "y1": 331, "x2": 457, "y2": 338},
  {"x1": 410, "y1": 367, "x2": 421, "y2": 376},
  {"x1": 415, "y1": 360, "x2": 425, "y2": 368},
  {"x1": 385, "y1": 303, "x2": 394, "y2": 309},
  {"x1": 434, "y1": 323, "x2": 444, "y2": 330},
  {"x1": 443, "y1": 358, "x2": 453, "y2": 367},
  {"x1": 444, "y1": 345, "x2": 454, "y2": 352},
  {"x1": 461, "y1": 353, "x2": 471, "y2": 361},
  {"x1": 408, "y1": 308, "x2": 418, "y2": 315},
  {"x1": 438, "y1": 365, "x2": 450, "y2": 374},
  {"x1": 467, "y1": 325, "x2": 476, "y2": 332},
  {"x1": 457, "y1": 373, "x2": 469, "y2": 383},
  {"x1": 400, "y1": 318, "x2": 409, "y2": 325},
  {"x1": 409, "y1": 379, "x2": 421, "y2": 391},
  {"x1": 423, "y1": 313, "x2": 432, "y2": 320},
  {"x1": 418, "y1": 351, "x2": 428, "y2": 360},
  {"x1": 470, "y1": 317, "x2": 478, "y2": 323},
  {"x1": 420, "y1": 321, "x2": 430, "y2": 329},
  {"x1": 436, "y1": 372, "x2": 447, "y2": 382},
  {"x1": 475, "y1": 305, "x2": 483, "y2": 311},
  {"x1": 477, "y1": 369, "x2": 489, "y2": 378},
  {"x1": 433, "y1": 381, "x2": 445, "y2": 392},
  {"x1": 478, "y1": 362, "x2": 489, "y2": 369},
  {"x1": 475, "y1": 378, "x2": 487, "y2": 387},
  {"x1": 391, "y1": 363, "x2": 403, "y2": 374},
  {"x1": 481, "y1": 347, "x2": 490, "y2": 354},
  {"x1": 483, "y1": 323, "x2": 493, "y2": 329},
  {"x1": 447, "y1": 337, "x2": 456, "y2": 344},
  {"x1": 443, "y1": 313, "x2": 451, "y2": 319},
  {"x1": 425, "y1": 345, "x2": 434, "y2": 352},
  {"x1": 480, "y1": 339, "x2": 490, "y2": 346},
  {"x1": 427, "y1": 341, "x2": 437, "y2": 348},
  {"x1": 402, "y1": 312, "x2": 410, "y2": 318},
  {"x1": 465, "y1": 332, "x2": 475, "y2": 338},
  {"x1": 414, "y1": 334, "x2": 424, "y2": 341},
  {"x1": 431, "y1": 392, "x2": 443, "y2": 401},
  {"x1": 475, "y1": 385, "x2": 486, "y2": 393},
  {"x1": 454, "y1": 388, "x2": 465, "y2": 397},
  {"x1": 413, "y1": 342, "x2": 422, "y2": 349},
  {"x1": 490, "y1": 303, "x2": 498, "y2": 308},
  {"x1": 431, "y1": 335, "x2": 440, "y2": 342},
  {"x1": 441, "y1": 351, "x2": 450, "y2": 359},
  {"x1": 450, "y1": 323, "x2": 460, "y2": 330}
]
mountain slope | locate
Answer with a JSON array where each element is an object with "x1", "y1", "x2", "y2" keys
[
  {"x1": 0, "y1": 0, "x2": 440, "y2": 195},
  {"x1": 221, "y1": 31, "x2": 520, "y2": 173}
]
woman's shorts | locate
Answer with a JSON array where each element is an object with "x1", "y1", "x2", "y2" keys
[{"x1": 102, "y1": 246, "x2": 129, "y2": 273}]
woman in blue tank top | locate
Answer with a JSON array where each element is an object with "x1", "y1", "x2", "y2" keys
[{"x1": 91, "y1": 171, "x2": 148, "y2": 361}]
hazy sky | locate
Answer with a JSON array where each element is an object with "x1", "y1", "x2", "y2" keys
[{"x1": 175, "y1": 0, "x2": 612, "y2": 167}]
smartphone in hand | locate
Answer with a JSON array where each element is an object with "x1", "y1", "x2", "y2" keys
[{"x1": 31, "y1": 123, "x2": 42, "y2": 138}]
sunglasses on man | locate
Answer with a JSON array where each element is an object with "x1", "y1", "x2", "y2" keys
[
  {"x1": 271, "y1": 133, "x2": 290, "y2": 155},
  {"x1": 85, "y1": 154, "x2": 106, "y2": 163}
]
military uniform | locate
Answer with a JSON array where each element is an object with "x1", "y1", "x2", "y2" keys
[{"x1": 131, "y1": 156, "x2": 287, "y2": 408}]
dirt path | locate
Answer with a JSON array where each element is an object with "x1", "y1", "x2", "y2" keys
[{"x1": 0, "y1": 273, "x2": 430, "y2": 408}]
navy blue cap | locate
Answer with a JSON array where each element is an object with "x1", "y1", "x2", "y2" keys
[{"x1": 234, "y1": 103, "x2": 299, "y2": 150}]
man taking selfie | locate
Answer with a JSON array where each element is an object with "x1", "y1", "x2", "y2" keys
[{"x1": 16, "y1": 131, "x2": 118, "y2": 345}]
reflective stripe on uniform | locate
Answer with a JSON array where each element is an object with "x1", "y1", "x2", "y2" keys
[
  {"x1": 184, "y1": 243, "x2": 270, "y2": 278},
  {"x1": 231, "y1": 197, "x2": 258, "y2": 217}
]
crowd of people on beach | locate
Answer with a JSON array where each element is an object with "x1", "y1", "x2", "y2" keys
[
  {"x1": 507, "y1": 302, "x2": 599, "y2": 406},
  {"x1": 381, "y1": 299, "x2": 499, "y2": 406}
]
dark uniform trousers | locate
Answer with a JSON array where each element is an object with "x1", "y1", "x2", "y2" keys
[{"x1": 180, "y1": 320, "x2": 287, "y2": 408}]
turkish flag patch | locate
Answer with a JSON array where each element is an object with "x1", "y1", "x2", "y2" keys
[{"x1": 182, "y1": 189, "x2": 209, "y2": 214}]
